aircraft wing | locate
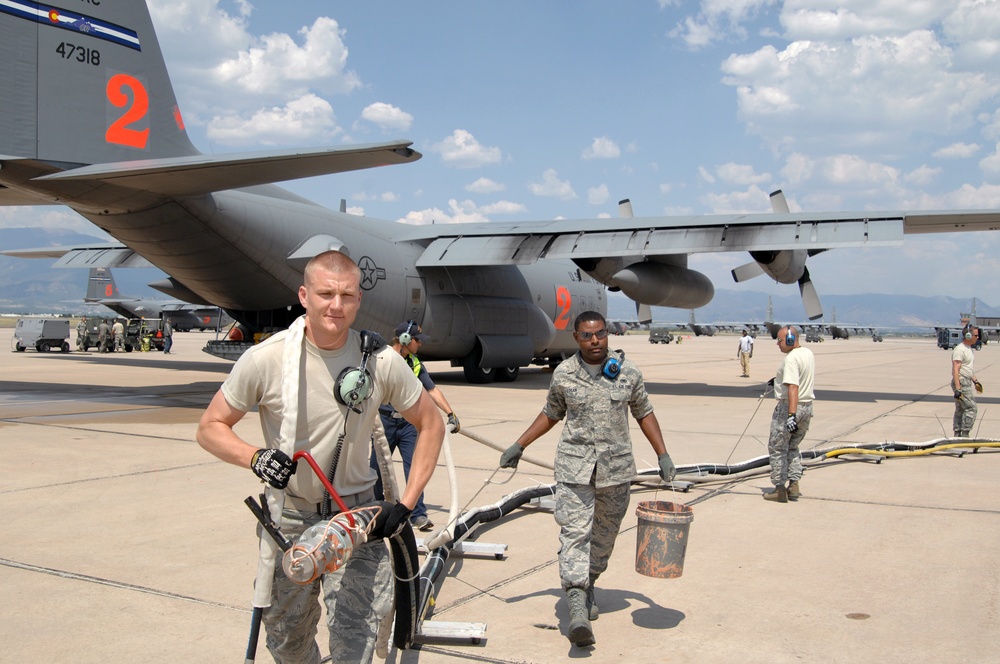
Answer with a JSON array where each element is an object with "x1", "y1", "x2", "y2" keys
[
  {"x1": 32, "y1": 141, "x2": 420, "y2": 198},
  {"x1": 404, "y1": 210, "x2": 1000, "y2": 267}
]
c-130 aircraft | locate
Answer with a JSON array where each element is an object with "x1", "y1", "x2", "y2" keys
[{"x1": 2, "y1": 1, "x2": 999, "y2": 383}]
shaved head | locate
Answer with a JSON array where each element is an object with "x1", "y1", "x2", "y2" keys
[{"x1": 304, "y1": 250, "x2": 360, "y2": 287}]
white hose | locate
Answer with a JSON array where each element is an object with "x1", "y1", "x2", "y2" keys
[
  {"x1": 458, "y1": 427, "x2": 555, "y2": 471},
  {"x1": 424, "y1": 426, "x2": 460, "y2": 550}
]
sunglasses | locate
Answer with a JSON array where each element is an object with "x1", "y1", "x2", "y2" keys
[{"x1": 576, "y1": 328, "x2": 609, "y2": 341}]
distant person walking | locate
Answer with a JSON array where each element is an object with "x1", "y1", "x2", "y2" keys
[
  {"x1": 952, "y1": 325, "x2": 982, "y2": 438},
  {"x1": 112, "y1": 319, "x2": 125, "y2": 352},
  {"x1": 764, "y1": 325, "x2": 814, "y2": 503},
  {"x1": 98, "y1": 319, "x2": 110, "y2": 353},
  {"x1": 738, "y1": 329, "x2": 754, "y2": 377},
  {"x1": 162, "y1": 318, "x2": 173, "y2": 354},
  {"x1": 76, "y1": 318, "x2": 87, "y2": 351}
]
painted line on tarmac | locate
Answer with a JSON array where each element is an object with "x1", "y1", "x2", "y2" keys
[{"x1": 0, "y1": 557, "x2": 248, "y2": 613}]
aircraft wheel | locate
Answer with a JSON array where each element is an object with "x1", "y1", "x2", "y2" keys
[
  {"x1": 462, "y1": 346, "x2": 496, "y2": 384},
  {"x1": 495, "y1": 366, "x2": 520, "y2": 382}
]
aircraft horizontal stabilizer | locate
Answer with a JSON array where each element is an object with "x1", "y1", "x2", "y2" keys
[
  {"x1": 34, "y1": 141, "x2": 421, "y2": 198},
  {"x1": 0, "y1": 184, "x2": 52, "y2": 206},
  {"x1": 1, "y1": 243, "x2": 154, "y2": 269}
]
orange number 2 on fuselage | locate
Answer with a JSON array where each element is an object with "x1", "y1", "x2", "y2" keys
[
  {"x1": 106, "y1": 73, "x2": 150, "y2": 149},
  {"x1": 554, "y1": 286, "x2": 572, "y2": 330}
]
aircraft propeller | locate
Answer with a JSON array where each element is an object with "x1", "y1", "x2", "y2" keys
[{"x1": 731, "y1": 189, "x2": 824, "y2": 320}]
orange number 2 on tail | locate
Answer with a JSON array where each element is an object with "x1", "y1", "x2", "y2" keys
[{"x1": 106, "y1": 74, "x2": 150, "y2": 149}]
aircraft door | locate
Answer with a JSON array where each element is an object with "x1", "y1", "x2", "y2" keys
[{"x1": 405, "y1": 276, "x2": 426, "y2": 324}]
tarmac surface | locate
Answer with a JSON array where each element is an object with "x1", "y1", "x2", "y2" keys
[{"x1": 2, "y1": 328, "x2": 998, "y2": 663}]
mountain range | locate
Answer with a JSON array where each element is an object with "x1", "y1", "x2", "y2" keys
[{"x1": 0, "y1": 227, "x2": 992, "y2": 328}]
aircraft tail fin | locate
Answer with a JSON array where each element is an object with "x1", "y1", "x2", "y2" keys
[
  {"x1": 0, "y1": 0, "x2": 199, "y2": 165},
  {"x1": 86, "y1": 267, "x2": 121, "y2": 302}
]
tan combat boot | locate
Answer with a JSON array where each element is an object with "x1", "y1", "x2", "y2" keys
[
  {"x1": 566, "y1": 587, "x2": 595, "y2": 647},
  {"x1": 586, "y1": 580, "x2": 599, "y2": 621},
  {"x1": 787, "y1": 480, "x2": 801, "y2": 501},
  {"x1": 763, "y1": 484, "x2": 788, "y2": 503}
]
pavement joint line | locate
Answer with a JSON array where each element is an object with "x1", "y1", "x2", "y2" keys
[
  {"x1": 0, "y1": 418, "x2": 198, "y2": 443},
  {"x1": 407, "y1": 644, "x2": 537, "y2": 664},
  {"x1": 434, "y1": 560, "x2": 557, "y2": 615},
  {"x1": 0, "y1": 557, "x2": 248, "y2": 613},
  {"x1": 0, "y1": 461, "x2": 217, "y2": 494}
]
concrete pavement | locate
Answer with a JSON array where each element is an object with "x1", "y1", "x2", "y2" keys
[{"x1": 1, "y1": 329, "x2": 997, "y2": 663}]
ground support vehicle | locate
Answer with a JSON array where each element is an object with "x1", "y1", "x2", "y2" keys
[
  {"x1": 13, "y1": 318, "x2": 70, "y2": 352},
  {"x1": 648, "y1": 326, "x2": 675, "y2": 344}
]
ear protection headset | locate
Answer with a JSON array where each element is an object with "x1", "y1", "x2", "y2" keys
[
  {"x1": 334, "y1": 330, "x2": 386, "y2": 413},
  {"x1": 785, "y1": 329, "x2": 797, "y2": 346},
  {"x1": 398, "y1": 320, "x2": 416, "y2": 346},
  {"x1": 964, "y1": 325, "x2": 974, "y2": 340},
  {"x1": 601, "y1": 349, "x2": 625, "y2": 380}
]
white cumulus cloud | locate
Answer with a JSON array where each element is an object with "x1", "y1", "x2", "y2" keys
[
  {"x1": 360, "y1": 103, "x2": 413, "y2": 132},
  {"x1": 529, "y1": 169, "x2": 577, "y2": 201},
  {"x1": 431, "y1": 130, "x2": 502, "y2": 168},
  {"x1": 207, "y1": 94, "x2": 338, "y2": 146},
  {"x1": 465, "y1": 177, "x2": 505, "y2": 194},
  {"x1": 582, "y1": 137, "x2": 621, "y2": 160}
]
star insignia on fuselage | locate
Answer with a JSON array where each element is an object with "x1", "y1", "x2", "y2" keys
[{"x1": 358, "y1": 256, "x2": 385, "y2": 291}]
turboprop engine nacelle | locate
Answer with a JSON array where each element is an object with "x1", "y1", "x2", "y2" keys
[
  {"x1": 611, "y1": 262, "x2": 714, "y2": 309},
  {"x1": 751, "y1": 249, "x2": 807, "y2": 285}
]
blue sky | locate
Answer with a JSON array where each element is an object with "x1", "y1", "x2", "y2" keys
[{"x1": 4, "y1": 0, "x2": 1000, "y2": 310}]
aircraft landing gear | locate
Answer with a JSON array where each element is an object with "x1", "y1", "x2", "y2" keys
[
  {"x1": 462, "y1": 343, "x2": 496, "y2": 384},
  {"x1": 495, "y1": 366, "x2": 519, "y2": 382}
]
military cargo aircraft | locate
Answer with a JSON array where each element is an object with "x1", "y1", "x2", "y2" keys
[
  {"x1": 2, "y1": 1, "x2": 999, "y2": 382},
  {"x1": 85, "y1": 267, "x2": 233, "y2": 332}
]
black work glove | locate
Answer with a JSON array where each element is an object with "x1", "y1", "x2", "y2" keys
[
  {"x1": 974, "y1": 380, "x2": 984, "y2": 394},
  {"x1": 447, "y1": 412, "x2": 461, "y2": 433},
  {"x1": 785, "y1": 414, "x2": 798, "y2": 434},
  {"x1": 250, "y1": 448, "x2": 296, "y2": 489},
  {"x1": 766, "y1": 378, "x2": 775, "y2": 388},
  {"x1": 383, "y1": 502, "x2": 412, "y2": 538},
  {"x1": 500, "y1": 443, "x2": 524, "y2": 469},
  {"x1": 657, "y1": 452, "x2": 677, "y2": 482},
  {"x1": 954, "y1": 389, "x2": 963, "y2": 400}
]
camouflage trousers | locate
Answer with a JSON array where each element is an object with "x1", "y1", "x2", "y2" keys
[
  {"x1": 554, "y1": 480, "x2": 631, "y2": 590},
  {"x1": 261, "y1": 503, "x2": 391, "y2": 664},
  {"x1": 953, "y1": 377, "x2": 977, "y2": 437},
  {"x1": 767, "y1": 400, "x2": 813, "y2": 486}
]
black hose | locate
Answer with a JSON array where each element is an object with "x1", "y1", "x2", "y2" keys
[
  {"x1": 416, "y1": 485, "x2": 556, "y2": 622},
  {"x1": 368, "y1": 500, "x2": 421, "y2": 649}
]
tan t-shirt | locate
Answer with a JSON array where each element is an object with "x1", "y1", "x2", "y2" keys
[
  {"x1": 952, "y1": 343, "x2": 974, "y2": 380},
  {"x1": 222, "y1": 328, "x2": 423, "y2": 501},
  {"x1": 774, "y1": 346, "x2": 815, "y2": 403}
]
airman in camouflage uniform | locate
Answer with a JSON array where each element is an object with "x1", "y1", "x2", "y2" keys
[
  {"x1": 951, "y1": 325, "x2": 981, "y2": 437},
  {"x1": 501, "y1": 311, "x2": 676, "y2": 648},
  {"x1": 764, "y1": 326, "x2": 815, "y2": 503},
  {"x1": 196, "y1": 251, "x2": 444, "y2": 664}
]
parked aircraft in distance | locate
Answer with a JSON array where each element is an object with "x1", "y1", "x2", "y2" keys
[
  {"x1": 2, "y1": 1, "x2": 1000, "y2": 382},
  {"x1": 687, "y1": 310, "x2": 717, "y2": 337},
  {"x1": 85, "y1": 268, "x2": 233, "y2": 332}
]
